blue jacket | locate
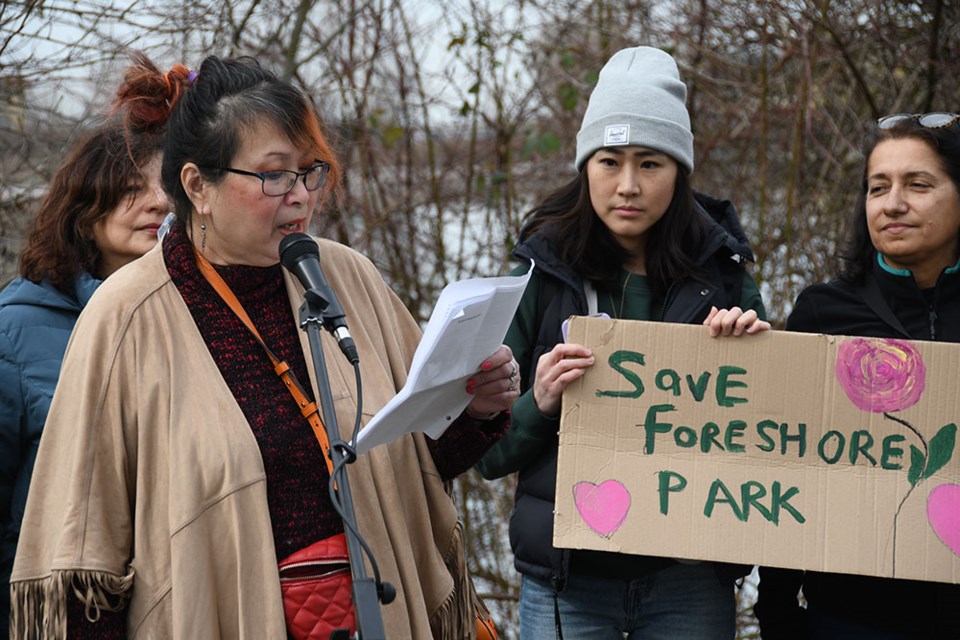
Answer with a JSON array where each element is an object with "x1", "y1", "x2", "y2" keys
[{"x1": 0, "y1": 273, "x2": 100, "y2": 633}]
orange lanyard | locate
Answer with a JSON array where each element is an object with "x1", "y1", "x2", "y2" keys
[{"x1": 194, "y1": 248, "x2": 334, "y2": 476}]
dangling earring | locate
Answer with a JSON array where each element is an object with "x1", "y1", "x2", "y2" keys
[{"x1": 200, "y1": 221, "x2": 207, "y2": 252}]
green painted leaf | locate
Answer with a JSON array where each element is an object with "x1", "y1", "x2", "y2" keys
[
  {"x1": 907, "y1": 444, "x2": 925, "y2": 487},
  {"x1": 921, "y1": 423, "x2": 957, "y2": 480}
]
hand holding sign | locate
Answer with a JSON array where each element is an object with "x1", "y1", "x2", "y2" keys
[
  {"x1": 533, "y1": 342, "x2": 595, "y2": 417},
  {"x1": 555, "y1": 318, "x2": 960, "y2": 584},
  {"x1": 703, "y1": 305, "x2": 771, "y2": 337}
]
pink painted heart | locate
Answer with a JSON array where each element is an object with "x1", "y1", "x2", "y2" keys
[
  {"x1": 928, "y1": 483, "x2": 960, "y2": 557},
  {"x1": 573, "y1": 480, "x2": 631, "y2": 539}
]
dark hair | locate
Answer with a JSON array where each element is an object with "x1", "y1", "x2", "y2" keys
[
  {"x1": 839, "y1": 119, "x2": 960, "y2": 283},
  {"x1": 521, "y1": 163, "x2": 708, "y2": 299},
  {"x1": 18, "y1": 121, "x2": 164, "y2": 290},
  {"x1": 155, "y1": 56, "x2": 340, "y2": 227},
  {"x1": 18, "y1": 51, "x2": 178, "y2": 289}
]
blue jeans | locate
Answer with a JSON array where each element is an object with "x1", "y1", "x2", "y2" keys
[{"x1": 519, "y1": 563, "x2": 735, "y2": 639}]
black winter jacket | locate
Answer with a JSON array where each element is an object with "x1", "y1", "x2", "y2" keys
[
  {"x1": 755, "y1": 256, "x2": 960, "y2": 639},
  {"x1": 478, "y1": 193, "x2": 761, "y2": 589}
]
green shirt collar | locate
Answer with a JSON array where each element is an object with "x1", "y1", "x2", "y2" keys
[{"x1": 876, "y1": 253, "x2": 960, "y2": 277}]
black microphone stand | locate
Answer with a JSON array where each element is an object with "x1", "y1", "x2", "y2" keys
[{"x1": 298, "y1": 286, "x2": 390, "y2": 640}]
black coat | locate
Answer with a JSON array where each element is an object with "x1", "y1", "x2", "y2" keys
[
  {"x1": 506, "y1": 193, "x2": 756, "y2": 588},
  {"x1": 755, "y1": 257, "x2": 960, "y2": 639}
]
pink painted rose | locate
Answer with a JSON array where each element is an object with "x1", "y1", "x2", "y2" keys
[{"x1": 835, "y1": 338, "x2": 926, "y2": 413}]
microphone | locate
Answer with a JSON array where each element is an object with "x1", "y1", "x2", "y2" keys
[{"x1": 279, "y1": 233, "x2": 359, "y2": 364}]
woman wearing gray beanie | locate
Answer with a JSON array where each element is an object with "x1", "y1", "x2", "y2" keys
[{"x1": 476, "y1": 46, "x2": 769, "y2": 638}]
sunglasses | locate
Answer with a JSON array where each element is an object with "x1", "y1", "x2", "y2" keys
[{"x1": 877, "y1": 112, "x2": 960, "y2": 130}]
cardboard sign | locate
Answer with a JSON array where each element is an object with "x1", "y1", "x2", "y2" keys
[{"x1": 554, "y1": 316, "x2": 960, "y2": 584}]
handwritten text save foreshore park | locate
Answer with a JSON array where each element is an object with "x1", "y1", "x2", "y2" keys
[{"x1": 553, "y1": 317, "x2": 960, "y2": 584}]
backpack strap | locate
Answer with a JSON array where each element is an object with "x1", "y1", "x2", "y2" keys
[{"x1": 584, "y1": 281, "x2": 598, "y2": 316}]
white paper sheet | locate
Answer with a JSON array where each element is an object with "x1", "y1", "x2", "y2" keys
[{"x1": 355, "y1": 265, "x2": 533, "y2": 455}]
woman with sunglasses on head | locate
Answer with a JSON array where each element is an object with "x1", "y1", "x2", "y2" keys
[
  {"x1": 0, "y1": 83, "x2": 169, "y2": 638},
  {"x1": 755, "y1": 112, "x2": 960, "y2": 639},
  {"x1": 476, "y1": 46, "x2": 770, "y2": 639},
  {"x1": 10, "y1": 54, "x2": 514, "y2": 639}
]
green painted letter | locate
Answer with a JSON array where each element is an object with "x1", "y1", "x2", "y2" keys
[
  {"x1": 597, "y1": 350, "x2": 646, "y2": 398},
  {"x1": 658, "y1": 470, "x2": 688, "y2": 515},
  {"x1": 741, "y1": 481, "x2": 773, "y2": 522},
  {"x1": 756, "y1": 420, "x2": 778, "y2": 453},
  {"x1": 643, "y1": 404, "x2": 676, "y2": 454},
  {"x1": 685, "y1": 372, "x2": 711, "y2": 402},
  {"x1": 771, "y1": 482, "x2": 806, "y2": 524},
  {"x1": 704, "y1": 478, "x2": 745, "y2": 521},
  {"x1": 655, "y1": 369, "x2": 681, "y2": 396},
  {"x1": 881, "y1": 434, "x2": 905, "y2": 470},
  {"x1": 818, "y1": 431, "x2": 845, "y2": 465},
  {"x1": 700, "y1": 422, "x2": 725, "y2": 453},
  {"x1": 781, "y1": 423, "x2": 807, "y2": 457},
  {"x1": 716, "y1": 366, "x2": 749, "y2": 407},
  {"x1": 674, "y1": 426, "x2": 698, "y2": 448},
  {"x1": 724, "y1": 420, "x2": 747, "y2": 453},
  {"x1": 849, "y1": 430, "x2": 877, "y2": 467}
]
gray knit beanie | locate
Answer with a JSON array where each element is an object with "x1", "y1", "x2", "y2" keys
[{"x1": 575, "y1": 46, "x2": 694, "y2": 174}]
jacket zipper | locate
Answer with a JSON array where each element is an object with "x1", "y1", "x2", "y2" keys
[
  {"x1": 659, "y1": 252, "x2": 743, "y2": 322},
  {"x1": 929, "y1": 273, "x2": 943, "y2": 341}
]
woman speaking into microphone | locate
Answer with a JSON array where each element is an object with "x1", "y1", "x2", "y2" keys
[{"x1": 12, "y1": 54, "x2": 515, "y2": 640}]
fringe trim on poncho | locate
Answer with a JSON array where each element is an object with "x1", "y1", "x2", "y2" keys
[
  {"x1": 10, "y1": 569, "x2": 134, "y2": 640},
  {"x1": 429, "y1": 521, "x2": 480, "y2": 640}
]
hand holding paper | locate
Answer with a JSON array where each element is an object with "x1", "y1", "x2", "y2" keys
[
  {"x1": 463, "y1": 345, "x2": 519, "y2": 418},
  {"x1": 355, "y1": 266, "x2": 533, "y2": 455}
]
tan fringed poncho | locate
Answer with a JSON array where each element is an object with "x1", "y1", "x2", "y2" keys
[{"x1": 11, "y1": 238, "x2": 477, "y2": 639}]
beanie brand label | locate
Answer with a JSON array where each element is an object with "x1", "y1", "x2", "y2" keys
[{"x1": 604, "y1": 124, "x2": 630, "y2": 146}]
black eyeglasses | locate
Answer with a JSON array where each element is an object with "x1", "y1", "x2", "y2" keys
[
  {"x1": 877, "y1": 112, "x2": 960, "y2": 130},
  {"x1": 212, "y1": 162, "x2": 330, "y2": 196}
]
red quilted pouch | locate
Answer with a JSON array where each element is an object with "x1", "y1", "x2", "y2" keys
[{"x1": 279, "y1": 533, "x2": 356, "y2": 640}]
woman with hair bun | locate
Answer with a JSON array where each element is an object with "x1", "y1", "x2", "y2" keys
[
  {"x1": 0, "y1": 63, "x2": 170, "y2": 639},
  {"x1": 11, "y1": 53, "x2": 513, "y2": 639}
]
